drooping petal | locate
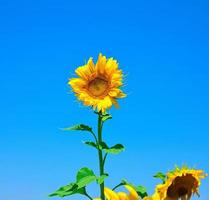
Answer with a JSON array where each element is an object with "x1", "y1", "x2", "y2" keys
[
  {"x1": 124, "y1": 185, "x2": 139, "y2": 200},
  {"x1": 117, "y1": 192, "x2": 129, "y2": 200},
  {"x1": 111, "y1": 98, "x2": 119, "y2": 109},
  {"x1": 104, "y1": 187, "x2": 120, "y2": 200}
]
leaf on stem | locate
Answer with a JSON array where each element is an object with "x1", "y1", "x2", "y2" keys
[
  {"x1": 62, "y1": 124, "x2": 93, "y2": 133},
  {"x1": 101, "y1": 113, "x2": 112, "y2": 122},
  {"x1": 49, "y1": 183, "x2": 85, "y2": 197},
  {"x1": 84, "y1": 141, "x2": 125, "y2": 155},
  {"x1": 102, "y1": 142, "x2": 124, "y2": 154},
  {"x1": 76, "y1": 167, "x2": 97, "y2": 188},
  {"x1": 49, "y1": 167, "x2": 97, "y2": 198},
  {"x1": 83, "y1": 141, "x2": 98, "y2": 149},
  {"x1": 96, "y1": 173, "x2": 109, "y2": 184}
]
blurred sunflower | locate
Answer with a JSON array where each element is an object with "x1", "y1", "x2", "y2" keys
[
  {"x1": 144, "y1": 167, "x2": 207, "y2": 200},
  {"x1": 94, "y1": 185, "x2": 139, "y2": 200},
  {"x1": 68, "y1": 53, "x2": 126, "y2": 113}
]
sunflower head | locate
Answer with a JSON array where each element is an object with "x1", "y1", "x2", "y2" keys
[
  {"x1": 68, "y1": 53, "x2": 126, "y2": 113},
  {"x1": 150, "y1": 167, "x2": 207, "y2": 200}
]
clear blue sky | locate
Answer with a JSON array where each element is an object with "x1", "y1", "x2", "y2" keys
[{"x1": 0, "y1": 0, "x2": 208, "y2": 199}]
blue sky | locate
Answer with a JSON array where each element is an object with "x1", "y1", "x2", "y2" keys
[{"x1": 0, "y1": 0, "x2": 209, "y2": 199}]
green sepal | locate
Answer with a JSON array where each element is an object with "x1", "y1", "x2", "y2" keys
[
  {"x1": 62, "y1": 124, "x2": 93, "y2": 133},
  {"x1": 153, "y1": 172, "x2": 166, "y2": 183},
  {"x1": 135, "y1": 185, "x2": 148, "y2": 198},
  {"x1": 84, "y1": 141, "x2": 124, "y2": 154},
  {"x1": 101, "y1": 113, "x2": 112, "y2": 122}
]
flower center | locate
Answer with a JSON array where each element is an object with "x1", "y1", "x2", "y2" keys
[
  {"x1": 178, "y1": 187, "x2": 188, "y2": 197},
  {"x1": 88, "y1": 77, "x2": 109, "y2": 97},
  {"x1": 167, "y1": 175, "x2": 197, "y2": 199}
]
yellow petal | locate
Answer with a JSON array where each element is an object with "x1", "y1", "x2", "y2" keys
[
  {"x1": 104, "y1": 187, "x2": 120, "y2": 200},
  {"x1": 75, "y1": 58, "x2": 95, "y2": 80},
  {"x1": 105, "y1": 57, "x2": 118, "y2": 76},
  {"x1": 124, "y1": 185, "x2": 139, "y2": 200},
  {"x1": 111, "y1": 98, "x2": 119, "y2": 109},
  {"x1": 68, "y1": 78, "x2": 87, "y2": 92},
  {"x1": 108, "y1": 88, "x2": 120, "y2": 97},
  {"x1": 108, "y1": 88, "x2": 126, "y2": 98},
  {"x1": 117, "y1": 91, "x2": 127, "y2": 98},
  {"x1": 143, "y1": 197, "x2": 153, "y2": 200},
  {"x1": 87, "y1": 57, "x2": 95, "y2": 73},
  {"x1": 117, "y1": 192, "x2": 129, "y2": 200},
  {"x1": 96, "y1": 53, "x2": 107, "y2": 75},
  {"x1": 97, "y1": 96, "x2": 112, "y2": 113}
]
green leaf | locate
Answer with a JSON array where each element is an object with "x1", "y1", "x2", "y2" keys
[
  {"x1": 84, "y1": 141, "x2": 124, "y2": 154},
  {"x1": 90, "y1": 141, "x2": 124, "y2": 154},
  {"x1": 83, "y1": 141, "x2": 98, "y2": 149},
  {"x1": 101, "y1": 113, "x2": 112, "y2": 122},
  {"x1": 153, "y1": 172, "x2": 166, "y2": 183},
  {"x1": 63, "y1": 124, "x2": 93, "y2": 133},
  {"x1": 76, "y1": 167, "x2": 97, "y2": 188},
  {"x1": 103, "y1": 143, "x2": 125, "y2": 154},
  {"x1": 97, "y1": 173, "x2": 109, "y2": 184},
  {"x1": 49, "y1": 167, "x2": 97, "y2": 198},
  {"x1": 49, "y1": 183, "x2": 86, "y2": 197}
]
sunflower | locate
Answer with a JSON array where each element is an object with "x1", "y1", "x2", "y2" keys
[
  {"x1": 144, "y1": 167, "x2": 207, "y2": 200},
  {"x1": 68, "y1": 53, "x2": 126, "y2": 113},
  {"x1": 94, "y1": 185, "x2": 139, "y2": 200}
]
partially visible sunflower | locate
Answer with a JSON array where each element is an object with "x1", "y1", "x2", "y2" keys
[
  {"x1": 144, "y1": 167, "x2": 207, "y2": 200},
  {"x1": 68, "y1": 53, "x2": 126, "y2": 113},
  {"x1": 94, "y1": 185, "x2": 139, "y2": 200}
]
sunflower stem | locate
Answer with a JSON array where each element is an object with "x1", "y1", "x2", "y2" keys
[{"x1": 97, "y1": 112, "x2": 105, "y2": 200}]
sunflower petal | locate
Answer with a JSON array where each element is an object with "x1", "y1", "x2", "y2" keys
[
  {"x1": 104, "y1": 187, "x2": 120, "y2": 200},
  {"x1": 117, "y1": 192, "x2": 129, "y2": 200},
  {"x1": 105, "y1": 57, "x2": 118, "y2": 76},
  {"x1": 96, "y1": 53, "x2": 107, "y2": 75},
  {"x1": 75, "y1": 58, "x2": 95, "y2": 80},
  {"x1": 124, "y1": 185, "x2": 139, "y2": 200}
]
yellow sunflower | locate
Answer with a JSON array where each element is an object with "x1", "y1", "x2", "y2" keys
[
  {"x1": 144, "y1": 167, "x2": 207, "y2": 200},
  {"x1": 68, "y1": 53, "x2": 126, "y2": 113},
  {"x1": 94, "y1": 185, "x2": 139, "y2": 200}
]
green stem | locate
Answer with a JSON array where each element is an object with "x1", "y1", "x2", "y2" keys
[
  {"x1": 84, "y1": 193, "x2": 93, "y2": 200},
  {"x1": 112, "y1": 183, "x2": 125, "y2": 191},
  {"x1": 97, "y1": 112, "x2": 105, "y2": 200},
  {"x1": 90, "y1": 130, "x2": 98, "y2": 144},
  {"x1": 102, "y1": 153, "x2": 108, "y2": 168}
]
